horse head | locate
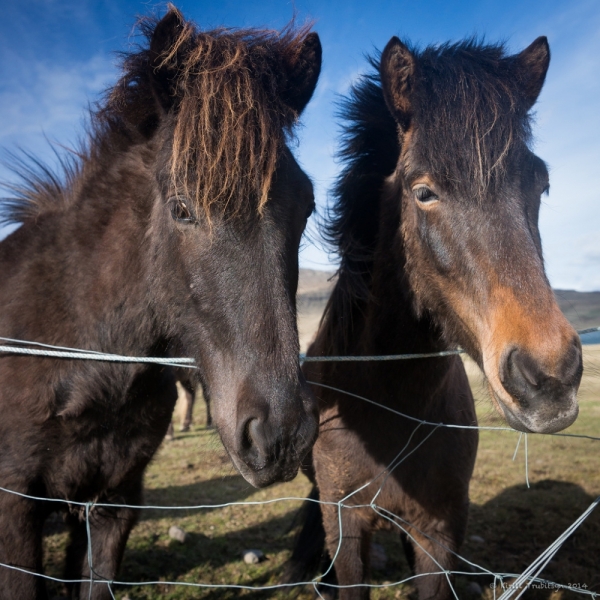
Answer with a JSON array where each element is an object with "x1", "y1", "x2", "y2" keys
[
  {"x1": 111, "y1": 8, "x2": 322, "y2": 486},
  {"x1": 380, "y1": 36, "x2": 581, "y2": 434}
]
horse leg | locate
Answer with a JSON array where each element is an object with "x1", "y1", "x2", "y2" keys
[
  {"x1": 180, "y1": 383, "x2": 194, "y2": 432},
  {"x1": 64, "y1": 478, "x2": 142, "y2": 600},
  {"x1": 403, "y1": 514, "x2": 466, "y2": 600},
  {"x1": 203, "y1": 389, "x2": 213, "y2": 428},
  {"x1": 205, "y1": 397, "x2": 212, "y2": 427},
  {"x1": 0, "y1": 492, "x2": 47, "y2": 599},
  {"x1": 321, "y1": 503, "x2": 371, "y2": 600}
]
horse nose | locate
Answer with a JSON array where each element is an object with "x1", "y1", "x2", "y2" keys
[
  {"x1": 499, "y1": 339, "x2": 582, "y2": 433},
  {"x1": 230, "y1": 378, "x2": 318, "y2": 487},
  {"x1": 238, "y1": 417, "x2": 279, "y2": 471}
]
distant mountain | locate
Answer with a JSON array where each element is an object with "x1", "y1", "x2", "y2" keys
[
  {"x1": 554, "y1": 290, "x2": 600, "y2": 330},
  {"x1": 297, "y1": 269, "x2": 336, "y2": 351},
  {"x1": 554, "y1": 290, "x2": 600, "y2": 344},
  {"x1": 297, "y1": 270, "x2": 600, "y2": 350}
]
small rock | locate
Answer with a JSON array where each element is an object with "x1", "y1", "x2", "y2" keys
[
  {"x1": 370, "y1": 542, "x2": 388, "y2": 571},
  {"x1": 469, "y1": 535, "x2": 485, "y2": 544},
  {"x1": 466, "y1": 582, "x2": 483, "y2": 596},
  {"x1": 243, "y1": 549, "x2": 265, "y2": 564},
  {"x1": 168, "y1": 525, "x2": 188, "y2": 543}
]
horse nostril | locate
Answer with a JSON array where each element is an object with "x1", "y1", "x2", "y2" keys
[
  {"x1": 506, "y1": 348, "x2": 540, "y2": 386},
  {"x1": 500, "y1": 342, "x2": 583, "y2": 411},
  {"x1": 557, "y1": 338, "x2": 583, "y2": 388},
  {"x1": 501, "y1": 348, "x2": 544, "y2": 404},
  {"x1": 241, "y1": 419, "x2": 254, "y2": 452},
  {"x1": 248, "y1": 419, "x2": 265, "y2": 451},
  {"x1": 496, "y1": 343, "x2": 581, "y2": 433},
  {"x1": 238, "y1": 418, "x2": 269, "y2": 469}
]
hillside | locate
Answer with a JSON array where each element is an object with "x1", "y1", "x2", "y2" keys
[
  {"x1": 554, "y1": 290, "x2": 600, "y2": 330},
  {"x1": 297, "y1": 269, "x2": 336, "y2": 351}
]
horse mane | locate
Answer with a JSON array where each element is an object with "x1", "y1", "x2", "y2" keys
[
  {"x1": 318, "y1": 62, "x2": 400, "y2": 355},
  {"x1": 1, "y1": 10, "x2": 313, "y2": 226},
  {"x1": 319, "y1": 40, "x2": 535, "y2": 355},
  {"x1": 0, "y1": 149, "x2": 79, "y2": 226}
]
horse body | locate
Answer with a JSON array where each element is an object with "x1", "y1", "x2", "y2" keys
[
  {"x1": 305, "y1": 271, "x2": 477, "y2": 599},
  {"x1": 0, "y1": 139, "x2": 182, "y2": 599},
  {"x1": 287, "y1": 36, "x2": 582, "y2": 599},
  {"x1": 0, "y1": 7, "x2": 321, "y2": 598}
]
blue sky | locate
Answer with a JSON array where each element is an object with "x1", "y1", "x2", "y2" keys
[{"x1": 1, "y1": 0, "x2": 599, "y2": 289}]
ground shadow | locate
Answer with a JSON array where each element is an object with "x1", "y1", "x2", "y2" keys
[
  {"x1": 460, "y1": 479, "x2": 600, "y2": 598},
  {"x1": 45, "y1": 479, "x2": 600, "y2": 599},
  {"x1": 140, "y1": 474, "x2": 259, "y2": 521}
]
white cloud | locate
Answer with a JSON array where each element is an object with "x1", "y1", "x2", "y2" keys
[
  {"x1": 0, "y1": 52, "x2": 115, "y2": 175},
  {"x1": 527, "y1": 3, "x2": 600, "y2": 290}
]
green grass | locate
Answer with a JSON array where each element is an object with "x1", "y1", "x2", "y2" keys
[{"x1": 43, "y1": 348, "x2": 600, "y2": 599}]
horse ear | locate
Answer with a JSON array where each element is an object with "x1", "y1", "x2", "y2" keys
[
  {"x1": 148, "y1": 5, "x2": 188, "y2": 112},
  {"x1": 380, "y1": 36, "x2": 416, "y2": 131},
  {"x1": 280, "y1": 32, "x2": 322, "y2": 116},
  {"x1": 514, "y1": 36, "x2": 550, "y2": 110}
]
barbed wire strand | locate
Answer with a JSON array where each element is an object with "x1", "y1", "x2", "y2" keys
[{"x1": 1, "y1": 325, "x2": 598, "y2": 366}]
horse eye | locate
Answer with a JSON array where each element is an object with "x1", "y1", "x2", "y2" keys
[
  {"x1": 413, "y1": 186, "x2": 438, "y2": 204},
  {"x1": 169, "y1": 197, "x2": 196, "y2": 223}
]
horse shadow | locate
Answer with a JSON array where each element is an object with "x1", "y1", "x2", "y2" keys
[
  {"x1": 140, "y1": 474, "x2": 258, "y2": 520},
  {"x1": 458, "y1": 479, "x2": 600, "y2": 599}
]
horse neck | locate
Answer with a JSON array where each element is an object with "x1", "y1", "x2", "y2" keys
[
  {"x1": 4, "y1": 143, "x2": 168, "y2": 356},
  {"x1": 312, "y1": 197, "x2": 455, "y2": 412},
  {"x1": 358, "y1": 183, "x2": 446, "y2": 359}
]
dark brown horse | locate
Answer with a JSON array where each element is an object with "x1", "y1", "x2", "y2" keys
[
  {"x1": 285, "y1": 36, "x2": 582, "y2": 599},
  {"x1": 0, "y1": 7, "x2": 321, "y2": 599}
]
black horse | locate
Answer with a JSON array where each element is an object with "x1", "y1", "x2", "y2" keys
[
  {"x1": 0, "y1": 7, "x2": 321, "y2": 599},
  {"x1": 285, "y1": 36, "x2": 582, "y2": 599}
]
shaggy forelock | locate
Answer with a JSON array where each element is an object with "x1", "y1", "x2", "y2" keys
[
  {"x1": 409, "y1": 40, "x2": 533, "y2": 199},
  {"x1": 115, "y1": 17, "x2": 312, "y2": 217},
  {"x1": 1, "y1": 15, "x2": 314, "y2": 225}
]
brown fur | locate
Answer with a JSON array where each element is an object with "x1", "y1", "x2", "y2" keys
[
  {"x1": 285, "y1": 35, "x2": 581, "y2": 600},
  {"x1": 0, "y1": 7, "x2": 321, "y2": 598}
]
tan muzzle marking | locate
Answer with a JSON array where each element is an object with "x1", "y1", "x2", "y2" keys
[{"x1": 478, "y1": 286, "x2": 576, "y2": 414}]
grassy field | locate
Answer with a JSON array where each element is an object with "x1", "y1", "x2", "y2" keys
[{"x1": 42, "y1": 347, "x2": 600, "y2": 600}]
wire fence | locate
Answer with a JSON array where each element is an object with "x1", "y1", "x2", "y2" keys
[{"x1": 0, "y1": 332, "x2": 599, "y2": 598}]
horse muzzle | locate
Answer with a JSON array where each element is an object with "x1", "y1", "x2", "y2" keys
[
  {"x1": 489, "y1": 339, "x2": 582, "y2": 434},
  {"x1": 213, "y1": 379, "x2": 318, "y2": 487},
  {"x1": 232, "y1": 406, "x2": 319, "y2": 487}
]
